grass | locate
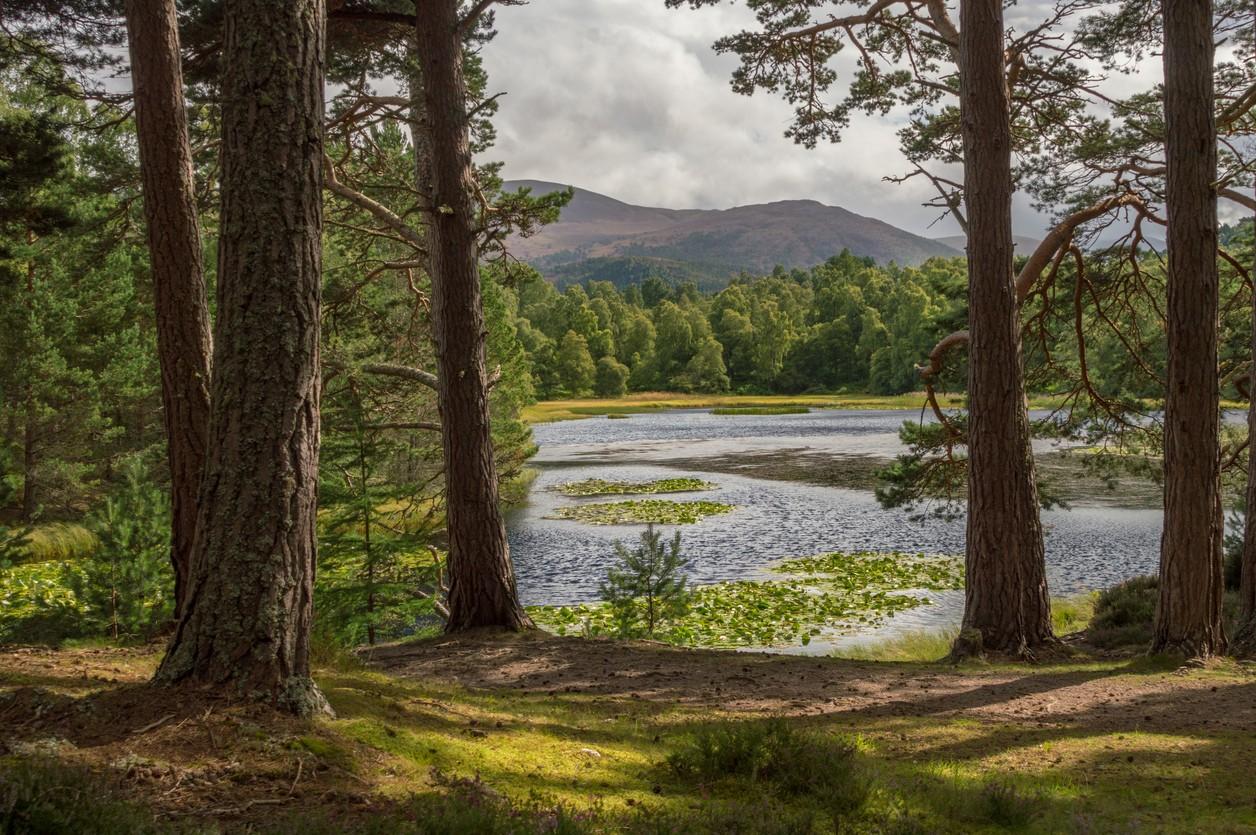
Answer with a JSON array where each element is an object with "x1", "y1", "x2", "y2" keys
[
  {"x1": 546, "y1": 499, "x2": 735, "y2": 525},
  {"x1": 834, "y1": 595, "x2": 1098, "y2": 663},
  {"x1": 4, "y1": 639, "x2": 1256, "y2": 833},
  {"x1": 3, "y1": 522, "x2": 97, "y2": 564},
  {"x1": 522, "y1": 392, "x2": 961, "y2": 423},
  {"x1": 554, "y1": 478, "x2": 715, "y2": 497},
  {"x1": 522, "y1": 392, "x2": 1074, "y2": 424}
]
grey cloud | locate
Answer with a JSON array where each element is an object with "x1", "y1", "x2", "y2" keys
[{"x1": 480, "y1": 0, "x2": 1165, "y2": 239}]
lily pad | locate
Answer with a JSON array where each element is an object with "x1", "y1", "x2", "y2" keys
[
  {"x1": 554, "y1": 478, "x2": 715, "y2": 497},
  {"x1": 546, "y1": 499, "x2": 734, "y2": 525},
  {"x1": 528, "y1": 550, "x2": 963, "y2": 648}
]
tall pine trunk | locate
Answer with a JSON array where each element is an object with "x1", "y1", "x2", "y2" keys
[
  {"x1": 955, "y1": 0, "x2": 1054, "y2": 657},
  {"x1": 123, "y1": 0, "x2": 213, "y2": 618},
  {"x1": 1234, "y1": 7, "x2": 1256, "y2": 657},
  {"x1": 1153, "y1": 0, "x2": 1225, "y2": 657},
  {"x1": 413, "y1": 0, "x2": 531, "y2": 631},
  {"x1": 155, "y1": 0, "x2": 330, "y2": 715},
  {"x1": 1239, "y1": 233, "x2": 1256, "y2": 652}
]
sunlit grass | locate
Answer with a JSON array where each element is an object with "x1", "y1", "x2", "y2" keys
[
  {"x1": 4, "y1": 639, "x2": 1256, "y2": 832},
  {"x1": 9, "y1": 523, "x2": 97, "y2": 564},
  {"x1": 522, "y1": 392, "x2": 953, "y2": 423},
  {"x1": 522, "y1": 392, "x2": 1073, "y2": 423},
  {"x1": 833, "y1": 595, "x2": 1098, "y2": 663}
]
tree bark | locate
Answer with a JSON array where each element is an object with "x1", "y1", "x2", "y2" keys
[
  {"x1": 123, "y1": 0, "x2": 213, "y2": 619},
  {"x1": 1153, "y1": 0, "x2": 1225, "y2": 657},
  {"x1": 21, "y1": 248, "x2": 37, "y2": 522},
  {"x1": 155, "y1": 0, "x2": 331, "y2": 715},
  {"x1": 1233, "y1": 7, "x2": 1256, "y2": 658},
  {"x1": 1239, "y1": 234, "x2": 1256, "y2": 652},
  {"x1": 413, "y1": 0, "x2": 532, "y2": 631},
  {"x1": 954, "y1": 0, "x2": 1054, "y2": 658}
]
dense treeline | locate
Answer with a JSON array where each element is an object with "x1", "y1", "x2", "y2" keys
[
  {"x1": 517, "y1": 225, "x2": 1255, "y2": 405},
  {"x1": 0, "y1": 35, "x2": 544, "y2": 654},
  {"x1": 518, "y1": 252, "x2": 966, "y2": 397}
]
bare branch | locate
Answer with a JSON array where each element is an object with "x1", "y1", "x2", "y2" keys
[
  {"x1": 322, "y1": 155, "x2": 429, "y2": 251},
  {"x1": 362, "y1": 363, "x2": 439, "y2": 391}
]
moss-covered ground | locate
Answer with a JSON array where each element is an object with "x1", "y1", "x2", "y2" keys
[{"x1": 3, "y1": 628, "x2": 1255, "y2": 833}]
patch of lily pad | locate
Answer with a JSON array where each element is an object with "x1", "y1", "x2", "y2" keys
[
  {"x1": 554, "y1": 477, "x2": 715, "y2": 497},
  {"x1": 774, "y1": 550, "x2": 963, "y2": 592},
  {"x1": 547, "y1": 499, "x2": 734, "y2": 525},
  {"x1": 528, "y1": 550, "x2": 964, "y2": 648}
]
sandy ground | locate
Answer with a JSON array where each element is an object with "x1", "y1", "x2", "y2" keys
[{"x1": 364, "y1": 630, "x2": 1256, "y2": 734}]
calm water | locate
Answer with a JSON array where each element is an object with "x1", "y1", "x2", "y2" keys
[{"x1": 506, "y1": 408, "x2": 1165, "y2": 648}]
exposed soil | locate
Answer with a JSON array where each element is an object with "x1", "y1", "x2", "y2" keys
[
  {"x1": 0, "y1": 645, "x2": 376, "y2": 828},
  {"x1": 364, "y1": 630, "x2": 1256, "y2": 735}
]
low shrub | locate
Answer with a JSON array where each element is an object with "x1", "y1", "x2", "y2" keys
[
  {"x1": 623, "y1": 798, "x2": 820, "y2": 834},
  {"x1": 667, "y1": 719, "x2": 870, "y2": 820},
  {"x1": 0, "y1": 757, "x2": 186, "y2": 834},
  {"x1": 978, "y1": 779, "x2": 1038, "y2": 829},
  {"x1": 1086, "y1": 576, "x2": 1157, "y2": 650}
]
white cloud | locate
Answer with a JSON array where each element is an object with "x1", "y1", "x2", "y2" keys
[{"x1": 479, "y1": 0, "x2": 1165, "y2": 239}]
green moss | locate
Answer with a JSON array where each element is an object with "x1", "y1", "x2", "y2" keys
[
  {"x1": 290, "y1": 735, "x2": 358, "y2": 773},
  {"x1": 554, "y1": 478, "x2": 714, "y2": 497},
  {"x1": 547, "y1": 499, "x2": 734, "y2": 525},
  {"x1": 5, "y1": 644, "x2": 1256, "y2": 833}
]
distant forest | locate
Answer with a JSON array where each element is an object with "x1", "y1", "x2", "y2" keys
[{"x1": 516, "y1": 225, "x2": 1253, "y2": 400}]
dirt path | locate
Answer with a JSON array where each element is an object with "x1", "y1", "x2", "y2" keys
[{"x1": 365, "y1": 631, "x2": 1256, "y2": 734}]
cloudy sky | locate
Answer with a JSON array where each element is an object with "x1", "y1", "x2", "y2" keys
[{"x1": 478, "y1": 0, "x2": 1160, "y2": 239}]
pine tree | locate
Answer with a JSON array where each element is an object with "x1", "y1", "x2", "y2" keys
[
  {"x1": 69, "y1": 458, "x2": 172, "y2": 641},
  {"x1": 600, "y1": 525, "x2": 690, "y2": 638},
  {"x1": 156, "y1": 0, "x2": 330, "y2": 715}
]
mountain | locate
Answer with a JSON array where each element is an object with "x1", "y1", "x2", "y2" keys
[
  {"x1": 504, "y1": 180, "x2": 962, "y2": 287},
  {"x1": 932, "y1": 234, "x2": 1044, "y2": 255}
]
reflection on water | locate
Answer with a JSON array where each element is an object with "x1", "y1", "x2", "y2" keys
[{"x1": 507, "y1": 408, "x2": 1166, "y2": 649}]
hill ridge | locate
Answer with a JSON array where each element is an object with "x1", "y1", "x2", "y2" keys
[{"x1": 504, "y1": 180, "x2": 962, "y2": 288}]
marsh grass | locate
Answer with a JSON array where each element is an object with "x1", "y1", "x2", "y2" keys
[
  {"x1": 710, "y1": 406, "x2": 810, "y2": 415},
  {"x1": 521, "y1": 392, "x2": 1070, "y2": 423},
  {"x1": 834, "y1": 629, "x2": 958, "y2": 662}
]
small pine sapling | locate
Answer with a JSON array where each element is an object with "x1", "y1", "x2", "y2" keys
[
  {"x1": 599, "y1": 524, "x2": 690, "y2": 638},
  {"x1": 68, "y1": 458, "x2": 172, "y2": 641}
]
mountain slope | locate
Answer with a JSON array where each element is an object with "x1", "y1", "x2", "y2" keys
[
  {"x1": 932, "y1": 233, "x2": 1044, "y2": 255},
  {"x1": 504, "y1": 180, "x2": 962, "y2": 284}
]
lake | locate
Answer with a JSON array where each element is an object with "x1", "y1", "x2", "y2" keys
[{"x1": 505, "y1": 408, "x2": 1166, "y2": 650}]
